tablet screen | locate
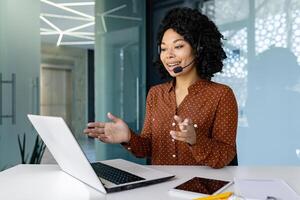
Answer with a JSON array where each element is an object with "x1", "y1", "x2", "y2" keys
[{"x1": 174, "y1": 177, "x2": 231, "y2": 195}]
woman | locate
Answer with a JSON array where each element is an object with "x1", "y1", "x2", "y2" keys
[{"x1": 84, "y1": 7, "x2": 238, "y2": 169}]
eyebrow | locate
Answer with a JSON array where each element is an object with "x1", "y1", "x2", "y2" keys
[{"x1": 161, "y1": 39, "x2": 185, "y2": 45}]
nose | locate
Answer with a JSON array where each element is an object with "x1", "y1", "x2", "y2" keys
[{"x1": 165, "y1": 48, "x2": 175, "y2": 59}]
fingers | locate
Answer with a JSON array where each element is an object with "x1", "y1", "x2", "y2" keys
[
  {"x1": 86, "y1": 112, "x2": 119, "y2": 128},
  {"x1": 84, "y1": 126, "x2": 105, "y2": 138},
  {"x1": 183, "y1": 118, "x2": 192, "y2": 125},
  {"x1": 84, "y1": 126, "x2": 112, "y2": 144},
  {"x1": 174, "y1": 115, "x2": 192, "y2": 125},
  {"x1": 170, "y1": 130, "x2": 188, "y2": 140},
  {"x1": 86, "y1": 132, "x2": 99, "y2": 138},
  {"x1": 179, "y1": 123, "x2": 188, "y2": 131},
  {"x1": 87, "y1": 122, "x2": 105, "y2": 128},
  {"x1": 174, "y1": 115, "x2": 186, "y2": 131},
  {"x1": 86, "y1": 112, "x2": 120, "y2": 132},
  {"x1": 170, "y1": 116, "x2": 196, "y2": 145},
  {"x1": 107, "y1": 112, "x2": 120, "y2": 123},
  {"x1": 174, "y1": 116, "x2": 193, "y2": 131},
  {"x1": 84, "y1": 127, "x2": 105, "y2": 134},
  {"x1": 170, "y1": 130, "x2": 196, "y2": 145},
  {"x1": 174, "y1": 115, "x2": 183, "y2": 124}
]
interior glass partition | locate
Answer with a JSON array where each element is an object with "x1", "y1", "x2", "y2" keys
[
  {"x1": 94, "y1": 0, "x2": 146, "y2": 163},
  {"x1": 0, "y1": 0, "x2": 40, "y2": 170},
  {"x1": 203, "y1": 0, "x2": 300, "y2": 165}
]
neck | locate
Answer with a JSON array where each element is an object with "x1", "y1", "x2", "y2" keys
[{"x1": 175, "y1": 67, "x2": 200, "y2": 91}]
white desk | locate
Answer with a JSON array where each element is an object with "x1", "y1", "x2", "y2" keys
[{"x1": 1, "y1": 164, "x2": 300, "y2": 200}]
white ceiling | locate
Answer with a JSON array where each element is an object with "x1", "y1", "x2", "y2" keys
[
  {"x1": 40, "y1": 0, "x2": 95, "y2": 49},
  {"x1": 40, "y1": 0, "x2": 143, "y2": 49}
]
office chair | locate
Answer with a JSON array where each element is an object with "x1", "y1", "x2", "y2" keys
[{"x1": 228, "y1": 155, "x2": 238, "y2": 166}]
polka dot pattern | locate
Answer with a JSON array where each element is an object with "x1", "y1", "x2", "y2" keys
[{"x1": 122, "y1": 79, "x2": 238, "y2": 168}]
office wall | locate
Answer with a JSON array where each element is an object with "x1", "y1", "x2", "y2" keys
[
  {"x1": 203, "y1": 0, "x2": 300, "y2": 165},
  {"x1": 211, "y1": 0, "x2": 300, "y2": 165},
  {"x1": 94, "y1": 0, "x2": 146, "y2": 164},
  {"x1": 41, "y1": 43, "x2": 88, "y2": 140},
  {"x1": 0, "y1": 0, "x2": 40, "y2": 170}
]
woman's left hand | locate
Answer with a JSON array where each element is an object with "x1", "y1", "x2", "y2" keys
[{"x1": 170, "y1": 115, "x2": 196, "y2": 145}]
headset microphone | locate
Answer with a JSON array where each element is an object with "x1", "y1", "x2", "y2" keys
[{"x1": 173, "y1": 59, "x2": 195, "y2": 73}]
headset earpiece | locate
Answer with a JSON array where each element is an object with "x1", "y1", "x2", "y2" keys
[
  {"x1": 157, "y1": 45, "x2": 161, "y2": 55},
  {"x1": 197, "y1": 45, "x2": 203, "y2": 53},
  {"x1": 196, "y1": 36, "x2": 203, "y2": 56}
]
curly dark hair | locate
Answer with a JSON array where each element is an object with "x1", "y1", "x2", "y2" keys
[{"x1": 155, "y1": 7, "x2": 227, "y2": 80}]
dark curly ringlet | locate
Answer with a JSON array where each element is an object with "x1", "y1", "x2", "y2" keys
[{"x1": 155, "y1": 7, "x2": 227, "y2": 80}]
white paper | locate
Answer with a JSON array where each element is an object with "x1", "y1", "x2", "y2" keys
[{"x1": 234, "y1": 178, "x2": 300, "y2": 200}]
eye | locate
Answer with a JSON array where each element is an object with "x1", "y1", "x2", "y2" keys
[
  {"x1": 175, "y1": 45, "x2": 184, "y2": 49},
  {"x1": 160, "y1": 47, "x2": 166, "y2": 52}
]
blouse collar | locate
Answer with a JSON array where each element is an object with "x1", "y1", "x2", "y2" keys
[{"x1": 167, "y1": 78, "x2": 209, "y2": 94}]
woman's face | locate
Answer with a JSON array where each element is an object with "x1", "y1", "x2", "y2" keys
[{"x1": 160, "y1": 28, "x2": 196, "y2": 77}]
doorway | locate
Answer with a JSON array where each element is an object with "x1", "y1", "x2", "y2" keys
[
  {"x1": 40, "y1": 65, "x2": 73, "y2": 127},
  {"x1": 39, "y1": 64, "x2": 73, "y2": 164}
]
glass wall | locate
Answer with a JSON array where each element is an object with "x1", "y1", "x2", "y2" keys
[
  {"x1": 0, "y1": 0, "x2": 40, "y2": 170},
  {"x1": 94, "y1": 0, "x2": 146, "y2": 163},
  {"x1": 203, "y1": 0, "x2": 300, "y2": 165}
]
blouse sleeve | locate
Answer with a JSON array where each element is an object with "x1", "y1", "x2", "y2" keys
[
  {"x1": 190, "y1": 88, "x2": 238, "y2": 168},
  {"x1": 121, "y1": 88, "x2": 154, "y2": 158}
]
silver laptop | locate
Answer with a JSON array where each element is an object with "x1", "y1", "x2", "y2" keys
[{"x1": 27, "y1": 114, "x2": 174, "y2": 193}]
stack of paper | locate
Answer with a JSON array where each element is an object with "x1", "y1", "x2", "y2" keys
[{"x1": 234, "y1": 178, "x2": 300, "y2": 200}]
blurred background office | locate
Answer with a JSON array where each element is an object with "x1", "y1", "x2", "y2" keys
[{"x1": 1, "y1": 0, "x2": 300, "y2": 171}]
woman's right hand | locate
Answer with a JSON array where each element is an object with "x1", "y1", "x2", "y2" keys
[{"x1": 83, "y1": 112, "x2": 131, "y2": 144}]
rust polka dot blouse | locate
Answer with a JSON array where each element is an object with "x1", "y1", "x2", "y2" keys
[{"x1": 123, "y1": 79, "x2": 238, "y2": 168}]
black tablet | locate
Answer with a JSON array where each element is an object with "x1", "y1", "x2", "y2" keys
[{"x1": 169, "y1": 177, "x2": 233, "y2": 198}]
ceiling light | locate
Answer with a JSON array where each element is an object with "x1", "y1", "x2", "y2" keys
[
  {"x1": 41, "y1": 13, "x2": 93, "y2": 21},
  {"x1": 105, "y1": 14, "x2": 142, "y2": 21},
  {"x1": 40, "y1": 16, "x2": 61, "y2": 33},
  {"x1": 70, "y1": 32, "x2": 94, "y2": 35},
  {"x1": 40, "y1": 28, "x2": 55, "y2": 32},
  {"x1": 101, "y1": 4, "x2": 126, "y2": 15},
  {"x1": 60, "y1": 41, "x2": 95, "y2": 45},
  {"x1": 41, "y1": 1, "x2": 142, "y2": 47},
  {"x1": 40, "y1": 31, "x2": 60, "y2": 35},
  {"x1": 100, "y1": 16, "x2": 107, "y2": 32},
  {"x1": 41, "y1": 0, "x2": 94, "y2": 20},
  {"x1": 58, "y1": 2, "x2": 95, "y2": 7},
  {"x1": 57, "y1": 33, "x2": 63, "y2": 46},
  {"x1": 64, "y1": 22, "x2": 95, "y2": 33}
]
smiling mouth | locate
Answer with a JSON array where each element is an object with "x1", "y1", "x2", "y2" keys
[{"x1": 167, "y1": 62, "x2": 181, "y2": 69}]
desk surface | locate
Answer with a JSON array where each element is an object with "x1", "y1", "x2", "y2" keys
[{"x1": 1, "y1": 164, "x2": 300, "y2": 200}]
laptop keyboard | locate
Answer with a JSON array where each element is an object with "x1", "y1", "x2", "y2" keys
[{"x1": 91, "y1": 162, "x2": 145, "y2": 185}]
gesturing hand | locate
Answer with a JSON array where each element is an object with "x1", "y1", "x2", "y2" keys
[
  {"x1": 83, "y1": 112, "x2": 131, "y2": 144},
  {"x1": 170, "y1": 115, "x2": 197, "y2": 145}
]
